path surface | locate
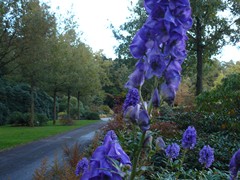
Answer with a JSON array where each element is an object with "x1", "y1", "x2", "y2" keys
[{"x1": 0, "y1": 120, "x2": 108, "y2": 180}]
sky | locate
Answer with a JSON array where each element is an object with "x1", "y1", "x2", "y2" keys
[{"x1": 42, "y1": 0, "x2": 240, "y2": 62}]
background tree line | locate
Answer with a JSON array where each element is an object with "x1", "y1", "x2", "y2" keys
[{"x1": 0, "y1": 0, "x2": 121, "y2": 126}]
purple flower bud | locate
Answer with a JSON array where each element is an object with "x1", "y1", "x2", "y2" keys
[
  {"x1": 125, "y1": 61, "x2": 146, "y2": 89},
  {"x1": 165, "y1": 143, "x2": 180, "y2": 159},
  {"x1": 182, "y1": 126, "x2": 197, "y2": 149},
  {"x1": 199, "y1": 145, "x2": 214, "y2": 168},
  {"x1": 143, "y1": 132, "x2": 153, "y2": 149},
  {"x1": 138, "y1": 110, "x2": 150, "y2": 132},
  {"x1": 122, "y1": 88, "x2": 140, "y2": 112},
  {"x1": 155, "y1": 137, "x2": 166, "y2": 151},
  {"x1": 229, "y1": 149, "x2": 240, "y2": 180},
  {"x1": 75, "y1": 157, "x2": 89, "y2": 176},
  {"x1": 151, "y1": 88, "x2": 160, "y2": 108}
]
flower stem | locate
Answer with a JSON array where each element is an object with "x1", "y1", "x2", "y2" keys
[{"x1": 129, "y1": 131, "x2": 146, "y2": 180}]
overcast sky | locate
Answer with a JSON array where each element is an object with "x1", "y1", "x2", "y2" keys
[{"x1": 42, "y1": 0, "x2": 240, "y2": 62}]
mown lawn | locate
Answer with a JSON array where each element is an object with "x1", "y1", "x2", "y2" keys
[{"x1": 0, "y1": 120, "x2": 100, "y2": 151}]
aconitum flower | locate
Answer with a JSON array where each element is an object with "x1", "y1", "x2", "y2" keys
[
  {"x1": 75, "y1": 157, "x2": 89, "y2": 176},
  {"x1": 151, "y1": 88, "x2": 160, "y2": 108},
  {"x1": 229, "y1": 149, "x2": 240, "y2": 180},
  {"x1": 155, "y1": 137, "x2": 166, "y2": 151},
  {"x1": 165, "y1": 143, "x2": 180, "y2": 159},
  {"x1": 81, "y1": 130, "x2": 131, "y2": 180},
  {"x1": 122, "y1": 88, "x2": 140, "y2": 112},
  {"x1": 138, "y1": 110, "x2": 150, "y2": 132},
  {"x1": 199, "y1": 145, "x2": 214, "y2": 168},
  {"x1": 182, "y1": 126, "x2": 197, "y2": 149}
]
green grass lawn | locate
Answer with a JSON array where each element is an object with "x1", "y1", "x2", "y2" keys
[{"x1": 0, "y1": 120, "x2": 100, "y2": 151}]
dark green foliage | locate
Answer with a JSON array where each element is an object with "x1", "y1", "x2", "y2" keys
[
  {"x1": 7, "y1": 111, "x2": 49, "y2": 126},
  {"x1": 196, "y1": 73, "x2": 240, "y2": 117},
  {"x1": 0, "y1": 78, "x2": 53, "y2": 125},
  {"x1": 82, "y1": 112, "x2": 100, "y2": 120}
]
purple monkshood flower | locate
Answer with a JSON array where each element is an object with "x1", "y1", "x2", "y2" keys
[
  {"x1": 165, "y1": 143, "x2": 180, "y2": 159},
  {"x1": 122, "y1": 88, "x2": 140, "y2": 112},
  {"x1": 182, "y1": 126, "x2": 197, "y2": 149},
  {"x1": 160, "y1": 83, "x2": 176, "y2": 105},
  {"x1": 75, "y1": 157, "x2": 89, "y2": 176},
  {"x1": 229, "y1": 149, "x2": 240, "y2": 180},
  {"x1": 151, "y1": 88, "x2": 160, "y2": 108},
  {"x1": 81, "y1": 130, "x2": 131, "y2": 180},
  {"x1": 138, "y1": 110, "x2": 150, "y2": 132},
  {"x1": 125, "y1": 61, "x2": 145, "y2": 89},
  {"x1": 156, "y1": 137, "x2": 166, "y2": 151},
  {"x1": 199, "y1": 145, "x2": 214, "y2": 168}
]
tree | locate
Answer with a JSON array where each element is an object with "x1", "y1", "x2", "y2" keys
[
  {"x1": 0, "y1": 0, "x2": 25, "y2": 76},
  {"x1": 187, "y1": 0, "x2": 240, "y2": 95},
  {"x1": 15, "y1": 0, "x2": 56, "y2": 126}
]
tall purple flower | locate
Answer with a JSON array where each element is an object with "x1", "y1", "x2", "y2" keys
[
  {"x1": 229, "y1": 149, "x2": 240, "y2": 180},
  {"x1": 75, "y1": 157, "x2": 89, "y2": 176},
  {"x1": 126, "y1": 0, "x2": 192, "y2": 106},
  {"x1": 122, "y1": 88, "x2": 140, "y2": 112},
  {"x1": 199, "y1": 145, "x2": 214, "y2": 168},
  {"x1": 81, "y1": 130, "x2": 131, "y2": 180},
  {"x1": 182, "y1": 126, "x2": 197, "y2": 149},
  {"x1": 165, "y1": 143, "x2": 180, "y2": 159}
]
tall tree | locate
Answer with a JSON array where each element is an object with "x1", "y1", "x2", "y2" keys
[
  {"x1": 187, "y1": 0, "x2": 240, "y2": 95},
  {"x1": 0, "y1": 0, "x2": 25, "y2": 76},
  {"x1": 16, "y1": 0, "x2": 56, "y2": 126}
]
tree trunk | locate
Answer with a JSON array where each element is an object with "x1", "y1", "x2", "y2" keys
[
  {"x1": 30, "y1": 81, "x2": 35, "y2": 127},
  {"x1": 196, "y1": 17, "x2": 203, "y2": 96},
  {"x1": 77, "y1": 91, "x2": 80, "y2": 120},
  {"x1": 53, "y1": 89, "x2": 57, "y2": 125},
  {"x1": 67, "y1": 89, "x2": 71, "y2": 120}
]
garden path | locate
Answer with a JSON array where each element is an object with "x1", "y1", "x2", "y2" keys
[{"x1": 0, "y1": 120, "x2": 108, "y2": 180}]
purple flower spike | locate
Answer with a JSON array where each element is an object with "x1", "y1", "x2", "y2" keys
[
  {"x1": 199, "y1": 145, "x2": 214, "y2": 168},
  {"x1": 75, "y1": 157, "x2": 89, "y2": 176},
  {"x1": 229, "y1": 149, "x2": 240, "y2": 180},
  {"x1": 122, "y1": 88, "x2": 140, "y2": 112},
  {"x1": 182, "y1": 126, "x2": 197, "y2": 149},
  {"x1": 165, "y1": 143, "x2": 180, "y2": 159},
  {"x1": 151, "y1": 88, "x2": 160, "y2": 108},
  {"x1": 138, "y1": 110, "x2": 150, "y2": 132}
]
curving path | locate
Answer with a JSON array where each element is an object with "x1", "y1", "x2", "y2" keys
[{"x1": 0, "y1": 120, "x2": 108, "y2": 180}]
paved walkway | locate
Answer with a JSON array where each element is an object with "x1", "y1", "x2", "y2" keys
[{"x1": 0, "y1": 120, "x2": 108, "y2": 180}]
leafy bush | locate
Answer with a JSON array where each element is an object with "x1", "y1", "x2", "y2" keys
[
  {"x1": 0, "y1": 78, "x2": 54, "y2": 124},
  {"x1": 7, "y1": 111, "x2": 29, "y2": 126},
  {"x1": 196, "y1": 73, "x2": 240, "y2": 117},
  {"x1": 8, "y1": 111, "x2": 49, "y2": 126},
  {"x1": 35, "y1": 113, "x2": 49, "y2": 126},
  {"x1": 82, "y1": 112, "x2": 100, "y2": 120}
]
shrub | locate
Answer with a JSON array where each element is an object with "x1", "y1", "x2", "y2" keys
[
  {"x1": 35, "y1": 113, "x2": 49, "y2": 126},
  {"x1": 82, "y1": 112, "x2": 100, "y2": 120},
  {"x1": 8, "y1": 112, "x2": 49, "y2": 126},
  {"x1": 7, "y1": 111, "x2": 29, "y2": 126},
  {"x1": 196, "y1": 73, "x2": 240, "y2": 117}
]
